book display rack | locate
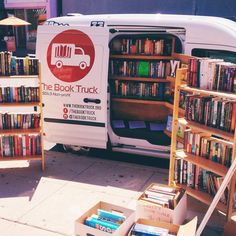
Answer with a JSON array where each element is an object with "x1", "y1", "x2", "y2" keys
[
  {"x1": 109, "y1": 35, "x2": 191, "y2": 145},
  {"x1": 169, "y1": 67, "x2": 236, "y2": 221},
  {"x1": 0, "y1": 52, "x2": 44, "y2": 171}
]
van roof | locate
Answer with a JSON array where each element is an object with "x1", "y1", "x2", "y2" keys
[{"x1": 45, "y1": 14, "x2": 236, "y2": 49}]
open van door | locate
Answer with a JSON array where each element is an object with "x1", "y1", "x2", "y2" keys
[{"x1": 36, "y1": 25, "x2": 109, "y2": 149}]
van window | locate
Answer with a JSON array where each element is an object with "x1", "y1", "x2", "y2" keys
[{"x1": 192, "y1": 48, "x2": 236, "y2": 63}]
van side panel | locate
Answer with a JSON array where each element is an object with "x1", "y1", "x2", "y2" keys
[{"x1": 36, "y1": 25, "x2": 110, "y2": 148}]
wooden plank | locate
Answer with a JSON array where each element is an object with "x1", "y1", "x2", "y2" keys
[
  {"x1": 110, "y1": 76, "x2": 169, "y2": 82},
  {"x1": 110, "y1": 55, "x2": 172, "y2": 60},
  {"x1": 175, "y1": 150, "x2": 228, "y2": 177},
  {"x1": 177, "y1": 184, "x2": 227, "y2": 214},
  {"x1": 0, "y1": 75, "x2": 38, "y2": 79},
  {"x1": 181, "y1": 85, "x2": 236, "y2": 100},
  {"x1": 0, "y1": 128, "x2": 41, "y2": 135},
  {"x1": 164, "y1": 130, "x2": 184, "y2": 144},
  {"x1": 0, "y1": 102, "x2": 40, "y2": 107},
  {"x1": 185, "y1": 120, "x2": 234, "y2": 141},
  {"x1": 0, "y1": 155, "x2": 42, "y2": 161}
]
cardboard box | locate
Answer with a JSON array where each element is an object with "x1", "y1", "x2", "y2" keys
[
  {"x1": 74, "y1": 201, "x2": 135, "y2": 236},
  {"x1": 136, "y1": 184, "x2": 187, "y2": 224},
  {"x1": 128, "y1": 217, "x2": 197, "y2": 236}
]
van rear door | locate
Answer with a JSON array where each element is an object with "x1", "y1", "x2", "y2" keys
[{"x1": 36, "y1": 25, "x2": 109, "y2": 148}]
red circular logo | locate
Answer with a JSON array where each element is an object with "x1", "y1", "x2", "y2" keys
[{"x1": 47, "y1": 30, "x2": 95, "y2": 82}]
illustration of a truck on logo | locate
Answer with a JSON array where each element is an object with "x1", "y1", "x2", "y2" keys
[{"x1": 51, "y1": 43, "x2": 90, "y2": 69}]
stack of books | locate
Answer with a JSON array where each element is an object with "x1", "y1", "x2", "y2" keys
[
  {"x1": 130, "y1": 222, "x2": 169, "y2": 236},
  {"x1": 140, "y1": 184, "x2": 185, "y2": 210},
  {"x1": 84, "y1": 208, "x2": 126, "y2": 234}
]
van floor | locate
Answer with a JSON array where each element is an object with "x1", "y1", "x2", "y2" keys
[
  {"x1": 0, "y1": 149, "x2": 224, "y2": 236},
  {"x1": 112, "y1": 126, "x2": 171, "y2": 146}
]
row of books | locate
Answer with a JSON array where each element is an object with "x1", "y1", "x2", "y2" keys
[
  {"x1": 174, "y1": 159, "x2": 228, "y2": 205},
  {"x1": 84, "y1": 208, "x2": 126, "y2": 234},
  {"x1": 109, "y1": 60, "x2": 171, "y2": 78},
  {"x1": 188, "y1": 58, "x2": 236, "y2": 93},
  {"x1": 184, "y1": 130, "x2": 233, "y2": 167},
  {"x1": 0, "y1": 112, "x2": 40, "y2": 130},
  {"x1": 110, "y1": 37, "x2": 173, "y2": 56},
  {"x1": 139, "y1": 184, "x2": 184, "y2": 210},
  {"x1": 0, "y1": 51, "x2": 39, "y2": 76},
  {"x1": 0, "y1": 86, "x2": 40, "y2": 103},
  {"x1": 130, "y1": 222, "x2": 169, "y2": 236},
  {"x1": 111, "y1": 80, "x2": 166, "y2": 99},
  {"x1": 185, "y1": 94, "x2": 236, "y2": 133},
  {"x1": 0, "y1": 134, "x2": 42, "y2": 157}
]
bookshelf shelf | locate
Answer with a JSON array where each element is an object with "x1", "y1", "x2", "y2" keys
[
  {"x1": 110, "y1": 76, "x2": 169, "y2": 82},
  {"x1": 184, "y1": 120, "x2": 234, "y2": 141},
  {"x1": 175, "y1": 150, "x2": 228, "y2": 177},
  {"x1": 0, "y1": 102, "x2": 40, "y2": 107},
  {"x1": 112, "y1": 97, "x2": 169, "y2": 105},
  {"x1": 0, "y1": 128, "x2": 41, "y2": 135},
  {"x1": 180, "y1": 85, "x2": 236, "y2": 100},
  {"x1": 176, "y1": 184, "x2": 227, "y2": 213},
  {"x1": 0, "y1": 155, "x2": 42, "y2": 161},
  {"x1": 0, "y1": 75, "x2": 38, "y2": 79},
  {"x1": 110, "y1": 54, "x2": 172, "y2": 60}
]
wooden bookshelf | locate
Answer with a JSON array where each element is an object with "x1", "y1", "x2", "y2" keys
[
  {"x1": 169, "y1": 67, "x2": 236, "y2": 222},
  {"x1": 0, "y1": 60, "x2": 44, "y2": 171},
  {"x1": 176, "y1": 184, "x2": 227, "y2": 213}
]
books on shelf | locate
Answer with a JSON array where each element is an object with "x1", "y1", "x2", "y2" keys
[
  {"x1": 0, "y1": 134, "x2": 42, "y2": 157},
  {"x1": 109, "y1": 59, "x2": 171, "y2": 78},
  {"x1": 0, "y1": 86, "x2": 40, "y2": 103},
  {"x1": 185, "y1": 94, "x2": 236, "y2": 133},
  {"x1": 188, "y1": 57, "x2": 236, "y2": 92},
  {"x1": 110, "y1": 37, "x2": 172, "y2": 56},
  {"x1": 0, "y1": 51, "x2": 39, "y2": 76},
  {"x1": 0, "y1": 112, "x2": 40, "y2": 130},
  {"x1": 111, "y1": 80, "x2": 165, "y2": 99}
]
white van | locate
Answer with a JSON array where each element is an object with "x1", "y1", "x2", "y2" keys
[{"x1": 36, "y1": 14, "x2": 236, "y2": 159}]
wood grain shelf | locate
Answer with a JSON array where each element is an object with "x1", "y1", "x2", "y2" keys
[
  {"x1": 0, "y1": 155, "x2": 42, "y2": 161},
  {"x1": 110, "y1": 54, "x2": 172, "y2": 60},
  {"x1": 110, "y1": 76, "x2": 169, "y2": 82},
  {"x1": 184, "y1": 120, "x2": 234, "y2": 141},
  {"x1": 0, "y1": 102, "x2": 40, "y2": 107},
  {"x1": 0, "y1": 128, "x2": 41, "y2": 135},
  {"x1": 0, "y1": 75, "x2": 38, "y2": 79},
  {"x1": 176, "y1": 184, "x2": 227, "y2": 213},
  {"x1": 175, "y1": 150, "x2": 228, "y2": 177},
  {"x1": 164, "y1": 102, "x2": 185, "y2": 116},
  {"x1": 180, "y1": 85, "x2": 236, "y2": 100},
  {"x1": 111, "y1": 97, "x2": 168, "y2": 105}
]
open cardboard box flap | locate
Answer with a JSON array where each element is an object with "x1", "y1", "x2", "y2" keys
[{"x1": 177, "y1": 216, "x2": 197, "y2": 236}]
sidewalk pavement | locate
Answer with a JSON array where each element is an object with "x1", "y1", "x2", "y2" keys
[{"x1": 0, "y1": 150, "x2": 225, "y2": 235}]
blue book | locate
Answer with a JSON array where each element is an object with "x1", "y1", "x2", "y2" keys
[
  {"x1": 97, "y1": 209, "x2": 126, "y2": 223},
  {"x1": 129, "y1": 120, "x2": 146, "y2": 129},
  {"x1": 85, "y1": 216, "x2": 119, "y2": 233},
  {"x1": 149, "y1": 122, "x2": 166, "y2": 131},
  {"x1": 131, "y1": 223, "x2": 168, "y2": 236},
  {"x1": 112, "y1": 120, "x2": 125, "y2": 129}
]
